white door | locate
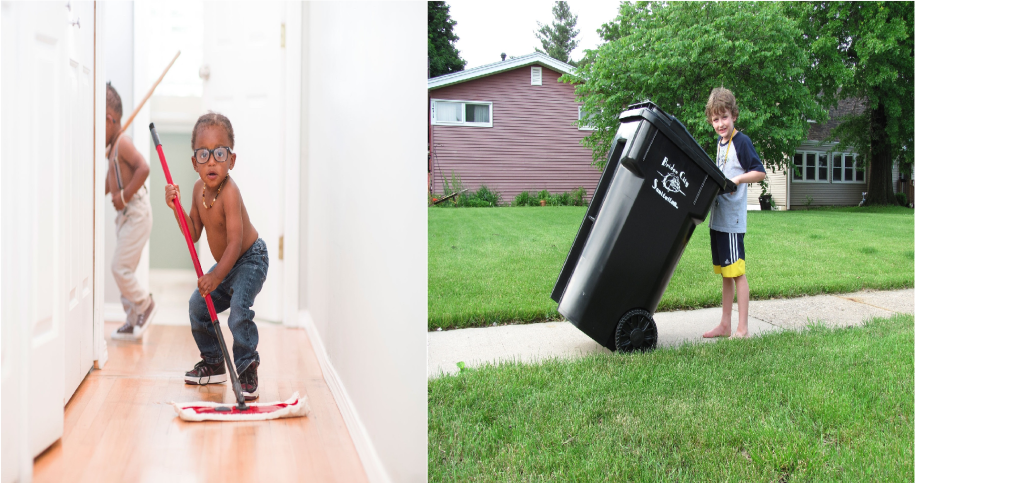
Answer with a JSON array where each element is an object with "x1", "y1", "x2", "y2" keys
[
  {"x1": 2, "y1": 3, "x2": 41, "y2": 479},
  {"x1": 63, "y1": 0, "x2": 97, "y2": 404},
  {"x1": 199, "y1": 1, "x2": 285, "y2": 322},
  {"x1": 26, "y1": 1, "x2": 69, "y2": 457}
]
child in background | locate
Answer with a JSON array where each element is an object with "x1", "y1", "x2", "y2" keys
[
  {"x1": 164, "y1": 112, "x2": 268, "y2": 400},
  {"x1": 106, "y1": 82, "x2": 157, "y2": 340},
  {"x1": 701, "y1": 87, "x2": 766, "y2": 339}
]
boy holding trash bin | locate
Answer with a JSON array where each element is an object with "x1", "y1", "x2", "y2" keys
[{"x1": 701, "y1": 87, "x2": 765, "y2": 339}]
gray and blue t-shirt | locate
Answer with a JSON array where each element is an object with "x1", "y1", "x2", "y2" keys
[{"x1": 709, "y1": 130, "x2": 764, "y2": 233}]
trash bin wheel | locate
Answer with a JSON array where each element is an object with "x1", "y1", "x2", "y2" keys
[{"x1": 615, "y1": 309, "x2": 658, "y2": 353}]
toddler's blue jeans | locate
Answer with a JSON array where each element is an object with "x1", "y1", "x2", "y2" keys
[{"x1": 188, "y1": 238, "x2": 269, "y2": 374}]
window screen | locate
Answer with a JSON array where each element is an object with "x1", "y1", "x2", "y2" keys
[
  {"x1": 466, "y1": 103, "x2": 490, "y2": 123},
  {"x1": 434, "y1": 101, "x2": 461, "y2": 123}
]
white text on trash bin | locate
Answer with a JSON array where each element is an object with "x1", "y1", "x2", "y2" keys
[{"x1": 653, "y1": 157, "x2": 688, "y2": 209}]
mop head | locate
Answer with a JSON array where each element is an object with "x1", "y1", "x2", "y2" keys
[{"x1": 174, "y1": 392, "x2": 310, "y2": 422}]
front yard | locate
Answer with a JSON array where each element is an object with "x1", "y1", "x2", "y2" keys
[
  {"x1": 428, "y1": 206, "x2": 914, "y2": 330},
  {"x1": 429, "y1": 314, "x2": 914, "y2": 482}
]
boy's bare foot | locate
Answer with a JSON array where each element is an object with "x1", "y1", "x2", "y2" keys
[
  {"x1": 703, "y1": 323, "x2": 731, "y2": 338},
  {"x1": 729, "y1": 330, "x2": 749, "y2": 339}
]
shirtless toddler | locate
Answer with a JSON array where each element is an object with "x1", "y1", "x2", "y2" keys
[
  {"x1": 106, "y1": 82, "x2": 157, "y2": 340},
  {"x1": 165, "y1": 112, "x2": 268, "y2": 400}
]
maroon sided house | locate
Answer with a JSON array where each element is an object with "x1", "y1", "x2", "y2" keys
[{"x1": 427, "y1": 52, "x2": 601, "y2": 204}]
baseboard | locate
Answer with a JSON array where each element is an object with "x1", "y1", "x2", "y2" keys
[
  {"x1": 301, "y1": 311, "x2": 389, "y2": 483},
  {"x1": 104, "y1": 302, "x2": 127, "y2": 323}
]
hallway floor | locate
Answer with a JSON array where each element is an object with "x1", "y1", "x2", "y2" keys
[{"x1": 33, "y1": 274, "x2": 369, "y2": 482}]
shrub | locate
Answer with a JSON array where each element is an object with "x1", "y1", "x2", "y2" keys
[
  {"x1": 460, "y1": 185, "x2": 503, "y2": 207},
  {"x1": 513, "y1": 191, "x2": 540, "y2": 207},
  {"x1": 513, "y1": 188, "x2": 587, "y2": 207},
  {"x1": 553, "y1": 191, "x2": 572, "y2": 206},
  {"x1": 895, "y1": 192, "x2": 908, "y2": 207},
  {"x1": 459, "y1": 196, "x2": 487, "y2": 207},
  {"x1": 568, "y1": 187, "x2": 587, "y2": 206},
  {"x1": 475, "y1": 185, "x2": 502, "y2": 207},
  {"x1": 433, "y1": 172, "x2": 505, "y2": 207}
]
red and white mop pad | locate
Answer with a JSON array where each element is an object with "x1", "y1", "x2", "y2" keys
[{"x1": 174, "y1": 392, "x2": 310, "y2": 422}]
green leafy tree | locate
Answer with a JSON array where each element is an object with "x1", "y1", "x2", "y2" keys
[
  {"x1": 428, "y1": 1, "x2": 467, "y2": 77},
  {"x1": 535, "y1": 2, "x2": 580, "y2": 65},
  {"x1": 567, "y1": 2, "x2": 827, "y2": 174},
  {"x1": 800, "y1": 2, "x2": 914, "y2": 206}
]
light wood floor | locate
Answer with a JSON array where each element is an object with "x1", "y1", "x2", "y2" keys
[{"x1": 33, "y1": 320, "x2": 369, "y2": 483}]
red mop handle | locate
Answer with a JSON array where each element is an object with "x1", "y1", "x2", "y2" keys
[{"x1": 150, "y1": 123, "x2": 219, "y2": 323}]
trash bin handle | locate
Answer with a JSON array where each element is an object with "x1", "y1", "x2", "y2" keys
[
  {"x1": 617, "y1": 136, "x2": 647, "y2": 178},
  {"x1": 723, "y1": 179, "x2": 738, "y2": 193}
]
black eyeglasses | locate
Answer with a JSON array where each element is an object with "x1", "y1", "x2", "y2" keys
[{"x1": 194, "y1": 146, "x2": 232, "y2": 164}]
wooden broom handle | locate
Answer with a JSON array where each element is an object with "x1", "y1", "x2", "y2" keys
[{"x1": 117, "y1": 50, "x2": 181, "y2": 137}]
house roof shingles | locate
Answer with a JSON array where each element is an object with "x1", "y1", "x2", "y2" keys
[
  {"x1": 807, "y1": 97, "x2": 867, "y2": 141},
  {"x1": 428, "y1": 52, "x2": 575, "y2": 91}
]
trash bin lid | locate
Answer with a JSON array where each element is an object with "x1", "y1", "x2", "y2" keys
[{"x1": 619, "y1": 101, "x2": 730, "y2": 190}]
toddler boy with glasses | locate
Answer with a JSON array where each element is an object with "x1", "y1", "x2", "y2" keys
[{"x1": 164, "y1": 112, "x2": 268, "y2": 400}]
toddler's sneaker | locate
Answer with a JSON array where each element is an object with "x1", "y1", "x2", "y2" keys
[
  {"x1": 133, "y1": 295, "x2": 157, "y2": 337},
  {"x1": 184, "y1": 360, "x2": 227, "y2": 385},
  {"x1": 111, "y1": 306, "x2": 138, "y2": 341},
  {"x1": 110, "y1": 296, "x2": 156, "y2": 341},
  {"x1": 239, "y1": 362, "x2": 259, "y2": 401},
  {"x1": 111, "y1": 319, "x2": 137, "y2": 340}
]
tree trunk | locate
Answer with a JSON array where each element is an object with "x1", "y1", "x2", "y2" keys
[{"x1": 865, "y1": 106, "x2": 897, "y2": 206}]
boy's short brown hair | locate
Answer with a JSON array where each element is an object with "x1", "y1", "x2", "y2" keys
[{"x1": 705, "y1": 87, "x2": 739, "y2": 120}]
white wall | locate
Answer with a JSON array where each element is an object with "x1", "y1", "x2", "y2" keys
[
  {"x1": 102, "y1": 1, "x2": 150, "y2": 316},
  {"x1": 303, "y1": 3, "x2": 426, "y2": 482}
]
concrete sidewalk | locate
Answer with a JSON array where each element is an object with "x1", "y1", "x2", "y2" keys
[{"x1": 428, "y1": 288, "x2": 913, "y2": 377}]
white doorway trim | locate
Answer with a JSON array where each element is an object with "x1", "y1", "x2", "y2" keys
[
  {"x1": 283, "y1": 2, "x2": 302, "y2": 328},
  {"x1": 93, "y1": 0, "x2": 109, "y2": 370}
]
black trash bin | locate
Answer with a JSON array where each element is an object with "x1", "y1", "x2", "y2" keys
[{"x1": 551, "y1": 101, "x2": 736, "y2": 352}]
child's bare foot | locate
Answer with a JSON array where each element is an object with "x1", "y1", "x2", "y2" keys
[
  {"x1": 729, "y1": 330, "x2": 749, "y2": 339},
  {"x1": 703, "y1": 323, "x2": 731, "y2": 338}
]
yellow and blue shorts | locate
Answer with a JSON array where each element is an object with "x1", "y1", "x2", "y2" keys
[{"x1": 710, "y1": 229, "x2": 746, "y2": 278}]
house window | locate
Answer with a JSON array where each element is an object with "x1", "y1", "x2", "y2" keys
[
  {"x1": 578, "y1": 106, "x2": 597, "y2": 131},
  {"x1": 431, "y1": 99, "x2": 493, "y2": 127},
  {"x1": 793, "y1": 151, "x2": 828, "y2": 182},
  {"x1": 531, "y1": 67, "x2": 542, "y2": 86},
  {"x1": 832, "y1": 153, "x2": 864, "y2": 183}
]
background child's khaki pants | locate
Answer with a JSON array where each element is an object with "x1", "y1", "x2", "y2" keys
[{"x1": 113, "y1": 186, "x2": 153, "y2": 320}]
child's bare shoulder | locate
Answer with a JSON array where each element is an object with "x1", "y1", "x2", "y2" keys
[
  {"x1": 116, "y1": 134, "x2": 139, "y2": 154},
  {"x1": 222, "y1": 177, "x2": 242, "y2": 195},
  {"x1": 218, "y1": 177, "x2": 245, "y2": 207}
]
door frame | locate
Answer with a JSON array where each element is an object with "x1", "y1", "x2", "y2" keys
[
  {"x1": 283, "y1": 2, "x2": 302, "y2": 327},
  {"x1": 93, "y1": 0, "x2": 108, "y2": 370}
]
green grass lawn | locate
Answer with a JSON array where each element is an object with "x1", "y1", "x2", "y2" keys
[
  {"x1": 429, "y1": 206, "x2": 914, "y2": 330},
  {"x1": 429, "y1": 314, "x2": 914, "y2": 482}
]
